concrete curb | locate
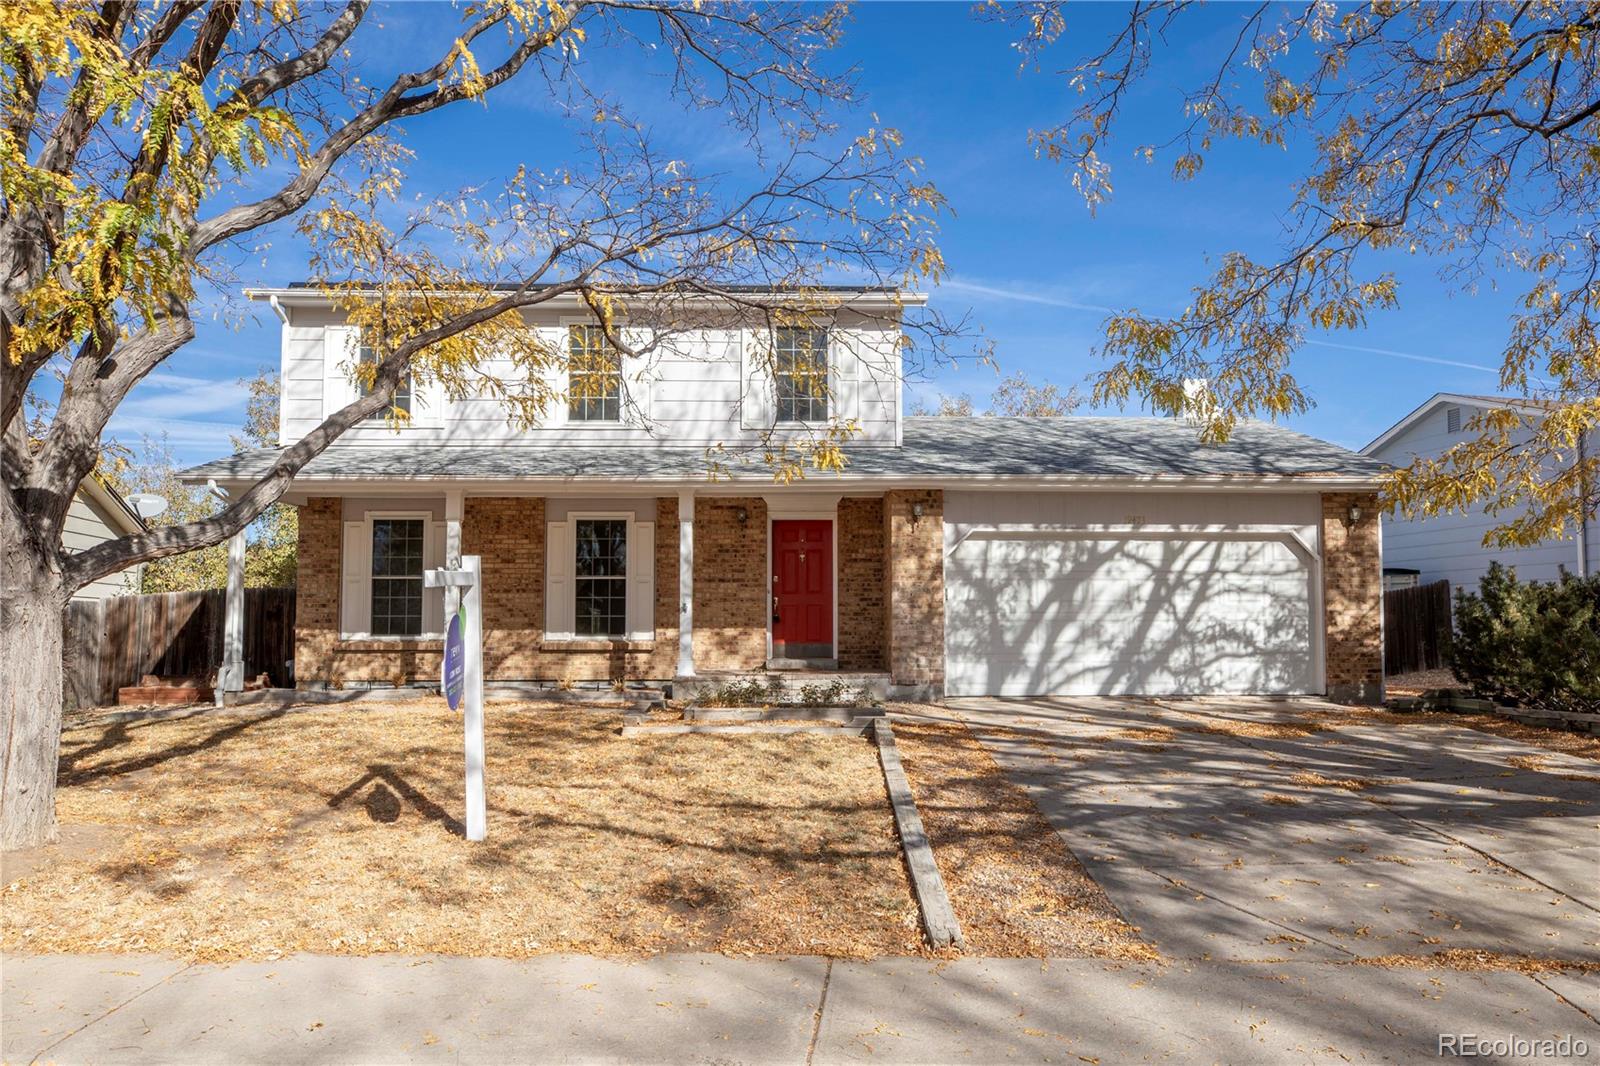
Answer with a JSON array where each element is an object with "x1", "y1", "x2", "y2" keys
[
  {"x1": 873, "y1": 717, "x2": 964, "y2": 952},
  {"x1": 619, "y1": 717, "x2": 877, "y2": 737},
  {"x1": 683, "y1": 705, "x2": 886, "y2": 723}
]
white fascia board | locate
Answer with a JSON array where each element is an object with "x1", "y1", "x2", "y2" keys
[
  {"x1": 1361, "y1": 391, "x2": 1548, "y2": 456},
  {"x1": 78, "y1": 477, "x2": 148, "y2": 536},
  {"x1": 188, "y1": 471, "x2": 1383, "y2": 499},
  {"x1": 242, "y1": 287, "x2": 928, "y2": 311}
]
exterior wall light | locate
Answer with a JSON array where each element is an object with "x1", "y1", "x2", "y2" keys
[
  {"x1": 911, "y1": 501, "x2": 925, "y2": 525},
  {"x1": 1346, "y1": 503, "x2": 1363, "y2": 527},
  {"x1": 735, "y1": 507, "x2": 749, "y2": 526}
]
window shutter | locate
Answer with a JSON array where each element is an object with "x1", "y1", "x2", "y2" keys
[
  {"x1": 542, "y1": 328, "x2": 569, "y2": 428},
  {"x1": 545, "y1": 520, "x2": 573, "y2": 639},
  {"x1": 422, "y1": 521, "x2": 446, "y2": 635},
  {"x1": 624, "y1": 348, "x2": 654, "y2": 427},
  {"x1": 324, "y1": 326, "x2": 358, "y2": 418},
  {"x1": 412, "y1": 380, "x2": 448, "y2": 430},
  {"x1": 830, "y1": 333, "x2": 859, "y2": 423},
  {"x1": 340, "y1": 520, "x2": 370, "y2": 637},
  {"x1": 626, "y1": 520, "x2": 655, "y2": 640},
  {"x1": 740, "y1": 331, "x2": 774, "y2": 429}
]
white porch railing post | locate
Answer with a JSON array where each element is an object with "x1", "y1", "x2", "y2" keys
[
  {"x1": 217, "y1": 527, "x2": 246, "y2": 704},
  {"x1": 444, "y1": 489, "x2": 464, "y2": 622},
  {"x1": 677, "y1": 489, "x2": 695, "y2": 677}
]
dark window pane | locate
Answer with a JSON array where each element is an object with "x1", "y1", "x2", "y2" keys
[
  {"x1": 370, "y1": 518, "x2": 424, "y2": 636},
  {"x1": 574, "y1": 519, "x2": 627, "y2": 577},
  {"x1": 573, "y1": 519, "x2": 627, "y2": 637}
]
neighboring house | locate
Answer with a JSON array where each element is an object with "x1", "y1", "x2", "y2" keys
[
  {"x1": 65, "y1": 478, "x2": 147, "y2": 601},
  {"x1": 1362, "y1": 393, "x2": 1598, "y2": 594},
  {"x1": 182, "y1": 284, "x2": 1388, "y2": 702}
]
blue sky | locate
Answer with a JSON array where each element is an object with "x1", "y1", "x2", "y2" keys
[{"x1": 127, "y1": 3, "x2": 1521, "y2": 465}]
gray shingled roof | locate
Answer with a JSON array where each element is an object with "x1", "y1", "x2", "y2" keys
[{"x1": 180, "y1": 416, "x2": 1387, "y2": 483}]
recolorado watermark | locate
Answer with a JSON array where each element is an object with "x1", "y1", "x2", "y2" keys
[{"x1": 1438, "y1": 1033, "x2": 1590, "y2": 1059}]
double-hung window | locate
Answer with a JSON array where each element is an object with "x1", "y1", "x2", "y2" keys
[
  {"x1": 568, "y1": 325, "x2": 623, "y2": 423},
  {"x1": 774, "y1": 327, "x2": 829, "y2": 422},
  {"x1": 370, "y1": 518, "x2": 425, "y2": 636},
  {"x1": 573, "y1": 519, "x2": 628, "y2": 637},
  {"x1": 357, "y1": 333, "x2": 413, "y2": 420}
]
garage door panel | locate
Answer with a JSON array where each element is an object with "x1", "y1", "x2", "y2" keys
[{"x1": 945, "y1": 524, "x2": 1316, "y2": 697}]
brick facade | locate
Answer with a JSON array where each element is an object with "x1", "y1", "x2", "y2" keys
[
  {"x1": 294, "y1": 494, "x2": 680, "y2": 687},
  {"x1": 836, "y1": 496, "x2": 887, "y2": 671},
  {"x1": 883, "y1": 489, "x2": 945, "y2": 693},
  {"x1": 1321, "y1": 491, "x2": 1383, "y2": 704},
  {"x1": 692, "y1": 496, "x2": 768, "y2": 672}
]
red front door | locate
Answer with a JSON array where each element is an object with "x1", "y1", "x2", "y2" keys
[{"x1": 771, "y1": 520, "x2": 833, "y2": 659}]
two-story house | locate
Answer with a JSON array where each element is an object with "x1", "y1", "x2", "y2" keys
[
  {"x1": 183, "y1": 284, "x2": 1389, "y2": 701},
  {"x1": 1362, "y1": 392, "x2": 1598, "y2": 594}
]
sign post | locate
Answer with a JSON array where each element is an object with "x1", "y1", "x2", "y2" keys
[{"x1": 424, "y1": 555, "x2": 486, "y2": 841}]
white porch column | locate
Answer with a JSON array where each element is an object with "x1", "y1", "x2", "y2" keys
[
  {"x1": 676, "y1": 489, "x2": 695, "y2": 677},
  {"x1": 444, "y1": 489, "x2": 464, "y2": 620},
  {"x1": 218, "y1": 527, "x2": 246, "y2": 702}
]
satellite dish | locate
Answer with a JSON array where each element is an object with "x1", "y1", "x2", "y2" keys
[{"x1": 126, "y1": 492, "x2": 169, "y2": 519}]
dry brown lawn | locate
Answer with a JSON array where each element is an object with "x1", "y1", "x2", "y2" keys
[
  {"x1": 892, "y1": 720, "x2": 1155, "y2": 961},
  {"x1": 2, "y1": 702, "x2": 1148, "y2": 964},
  {"x1": 3, "y1": 703, "x2": 921, "y2": 961}
]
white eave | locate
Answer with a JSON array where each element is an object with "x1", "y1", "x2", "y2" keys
[
  {"x1": 1361, "y1": 392, "x2": 1549, "y2": 456},
  {"x1": 243, "y1": 286, "x2": 929, "y2": 310},
  {"x1": 189, "y1": 470, "x2": 1384, "y2": 502},
  {"x1": 78, "y1": 477, "x2": 148, "y2": 537}
]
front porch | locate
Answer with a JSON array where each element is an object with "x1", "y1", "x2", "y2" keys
[{"x1": 237, "y1": 488, "x2": 946, "y2": 700}]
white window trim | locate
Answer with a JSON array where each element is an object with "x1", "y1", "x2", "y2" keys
[
  {"x1": 544, "y1": 510, "x2": 656, "y2": 642},
  {"x1": 556, "y1": 316, "x2": 652, "y2": 429},
  {"x1": 324, "y1": 325, "x2": 446, "y2": 430},
  {"x1": 772, "y1": 326, "x2": 835, "y2": 426},
  {"x1": 340, "y1": 510, "x2": 445, "y2": 641}
]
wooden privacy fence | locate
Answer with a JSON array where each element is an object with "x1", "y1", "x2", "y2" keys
[
  {"x1": 62, "y1": 587, "x2": 296, "y2": 710},
  {"x1": 1383, "y1": 579, "x2": 1453, "y2": 676}
]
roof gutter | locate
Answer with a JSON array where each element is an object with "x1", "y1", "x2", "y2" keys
[
  {"x1": 182, "y1": 470, "x2": 1386, "y2": 495},
  {"x1": 242, "y1": 287, "x2": 930, "y2": 310}
]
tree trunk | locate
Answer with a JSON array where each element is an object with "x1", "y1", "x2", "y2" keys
[{"x1": 1, "y1": 527, "x2": 66, "y2": 850}]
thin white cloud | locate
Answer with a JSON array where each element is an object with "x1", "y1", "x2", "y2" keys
[
  {"x1": 939, "y1": 277, "x2": 1117, "y2": 315},
  {"x1": 1304, "y1": 338, "x2": 1500, "y2": 374}
]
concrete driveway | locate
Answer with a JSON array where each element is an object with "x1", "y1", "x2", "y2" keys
[{"x1": 944, "y1": 697, "x2": 1600, "y2": 967}]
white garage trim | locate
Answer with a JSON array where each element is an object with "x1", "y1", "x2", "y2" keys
[{"x1": 943, "y1": 492, "x2": 1326, "y2": 698}]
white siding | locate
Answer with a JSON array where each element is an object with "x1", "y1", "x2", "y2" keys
[
  {"x1": 943, "y1": 491, "x2": 1321, "y2": 697},
  {"x1": 63, "y1": 494, "x2": 140, "y2": 602},
  {"x1": 276, "y1": 303, "x2": 904, "y2": 449},
  {"x1": 1372, "y1": 403, "x2": 1597, "y2": 593}
]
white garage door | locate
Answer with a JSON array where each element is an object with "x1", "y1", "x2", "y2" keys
[{"x1": 944, "y1": 493, "x2": 1319, "y2": 697}]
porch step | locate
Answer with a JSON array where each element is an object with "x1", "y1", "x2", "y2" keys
[
  {"x1": 673, "y1": 671, "x2": 895, "y2": 704},
  {"x1": 766, "y1": 658, "x2": 838, "y2": 671},
  {"x1": 684, "y1": 705, "x2": 886, "y2": 723}
]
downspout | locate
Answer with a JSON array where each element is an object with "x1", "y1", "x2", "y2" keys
[{"x1": 1579, "y1": 433, "x2": 1592, "y2": 579}]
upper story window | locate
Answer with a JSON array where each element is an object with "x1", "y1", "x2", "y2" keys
[
  {"x1": 774, "y1": 327, "x2": 829, "y2": 422},
  {"x1": 357, "y1": 333, "x2": 412, "y2": 421},
  {"x1": 370, "y1": 518, "x2": 424, "y2": 636},
  {"x1": 573, "y1": 518, "x2": 627, "y2": 637},
  {"x1": 568, "y1": 325, "x2": 623, "y2": 422}
]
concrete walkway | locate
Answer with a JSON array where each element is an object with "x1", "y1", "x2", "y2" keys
[
  {"x1": 4, "y1": 950, "x2": 1597, "y2": 1064},
  {"x1": 941, "y1": 697, "x2": 1600, "y2": 967}
]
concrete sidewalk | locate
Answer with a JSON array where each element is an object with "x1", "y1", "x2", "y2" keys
[{"x1": 4, "y1": 951, "x2": 1596, "y2": 1064}]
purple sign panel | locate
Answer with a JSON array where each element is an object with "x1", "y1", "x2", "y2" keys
[{"x1": 442, "y1": 609, "x2": 465, "y2": 710}]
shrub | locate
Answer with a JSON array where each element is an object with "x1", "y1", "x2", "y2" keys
[{"x1": 1449, "y1": 563, "x2": 1600, "y2": 715}]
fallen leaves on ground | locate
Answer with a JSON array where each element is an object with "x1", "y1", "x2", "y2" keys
[
  {"x1": 891, "y1": 718, "x2": 1157, "y2": 962},
  {"x1": 4, "y1": 704, "x2": 923, "y2": 962}
]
